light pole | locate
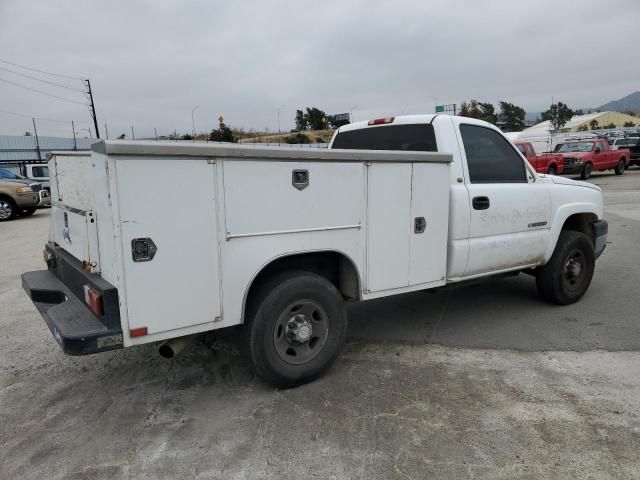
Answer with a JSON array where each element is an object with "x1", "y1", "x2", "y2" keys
[
  {"x1": 191, "y1": 106, "x2": 199, "y2": 140},
  {"x1": 277, "y1": 104, "x2": 286, "y2": 134}
]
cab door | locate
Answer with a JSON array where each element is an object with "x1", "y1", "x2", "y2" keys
[
  {"x1": 457, "y1": 124, "x2": 551, "y2": 277},
  {"x1": 593, "y1": 140, "x2": 609, "y2": 169}
]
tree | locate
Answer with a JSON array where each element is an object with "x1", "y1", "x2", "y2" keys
[
  {"x1": 623, "y1": 110, "x2": 637, "y2": 117},
  {"x1": 540, "y1": 102, "x2": 574, "y2": 131},
  {"x1": 209, "y1": 117, "x2": 236, "y2": 142},
  {"x1": 577, "y1": 123, "x2": 589, "y2": 132},
  {"x1": 602, "y1": 122, "x2": 616, "y2": 129},
  {"x1": 589, "y1": 119, "x2": 600, "y2": 130},
  {"x1": 459, "y1": 100, "x2": 497, "y2": 124},
  {"x1": 624, "y1": 121, "x2": 636, "y2": 127},
  {"x1": 575, "y1": 109, "x2": 584, "y2": 116},
  {"x1": 304, "y1": 107, "x2": 328, "y2": 130},
  {"x1": 498, "y1": 101, "x2": 526, "y2": 131},
  {"x1": 181, "y1": 133, "x2": 193, "y2": 140},
  {"x1": 295, "y1": 109, "x2": 308, "y2": 131}
]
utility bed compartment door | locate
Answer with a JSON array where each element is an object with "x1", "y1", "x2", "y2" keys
[
  {"x1": 366, "y1": 162, "x2": 449, "y2": 292},
  {"x1": 115, "y1": 158, "x2": 222, "y2": 335}
]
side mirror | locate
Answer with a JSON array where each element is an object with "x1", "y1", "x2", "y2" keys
[{"x1": 594, "y1": 147, "x2": 601, "y2": 154}]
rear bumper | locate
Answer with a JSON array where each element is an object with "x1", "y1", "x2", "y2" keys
[
  {"x1": 22, "y1": 243, "x2": 123, "y2": 355},
  {"x1": 594, "y1": 219, "x2": 608, "y2": 259}
]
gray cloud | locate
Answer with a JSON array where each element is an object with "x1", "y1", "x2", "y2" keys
[{"x1": 0, "y1": 0, "x2": 638, "y2": 137}]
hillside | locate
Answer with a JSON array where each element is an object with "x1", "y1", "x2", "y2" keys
[{"x1": 597, "y1": 91, "x2": 640, "y2": 114}]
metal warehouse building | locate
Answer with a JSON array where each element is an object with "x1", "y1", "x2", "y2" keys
[
  {"x1": 0, "y1": 135, "x2": 98, "y2": 171},
  {"x1": 522, "y1": 111, "x2": 639, "y2": 135}
]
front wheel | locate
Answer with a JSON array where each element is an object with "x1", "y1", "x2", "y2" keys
[
  {"x1": 536, "y1": 230, "x2": 595, "y2": 305},
  {"x1": 614, "y1": 159, "x2": 625, "y2": 175},
  {"x1": 243, "y1": 271, "x2": 347, "y2": 388},
  {"x1": 580, "y1": 163, "x2": 592, "y2": 180},
  {"x1": 547, "y1": 164, "x2": 557, "y2": 175}
]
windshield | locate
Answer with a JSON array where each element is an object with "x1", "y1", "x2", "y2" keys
[
  {"x1": 0, "y1": 168, "x2": 26, "y2": 180},
  {"x1": 555, "y1": 142, "x2": 595, "y2": 153}
]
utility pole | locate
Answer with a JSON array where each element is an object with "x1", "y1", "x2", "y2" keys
[
  {"x1": 277, "y1": 104, "x2": 286, "y2": 134},
  {"x1": 104, "y1": 123, "x2": 109, "y2": 140},
  {"x1": 32, "y1": 117, "x2": 42, "y2": 161},
  {"x1": 131, "y1": 126, "x2": 135, "y2": 140},
  {"x1": 191, "y1": 106, "x2": 199, "y2": 141},
  {"x1": 154, "y1": 128, "x2": 158, "y2": 141},
  {"x1": 72, "y1": 121, "x2": 77, "y2": 150},
  {"x1": 85, "y1": 79, "x2": 100, "y2": 138}
]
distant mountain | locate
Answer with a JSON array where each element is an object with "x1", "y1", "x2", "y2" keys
[{"x1": 596, "y1": 91, "x2": 640, "y2": 114}]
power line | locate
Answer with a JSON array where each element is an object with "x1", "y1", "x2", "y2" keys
[
  {"x1": 0, "y1": 66, "x2": 85, "y2": 93},
  {"x1": 0, "y1": 77, "x2": 88, "y2": 105},
  {"x1": 0, "y1": 58, "x2": 83, "y2": 81},
  {"x1": 0, "y1": 108, "x2": 90, "y2": 124}
]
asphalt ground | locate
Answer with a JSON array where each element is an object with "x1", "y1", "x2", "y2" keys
[{"x1": 2, "y1": 168, "x2": 640, "y2": 479}]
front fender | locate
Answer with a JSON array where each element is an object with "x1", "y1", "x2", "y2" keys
[{"x1": 544, "y1": 202, "x2": 602, "y2": 262}]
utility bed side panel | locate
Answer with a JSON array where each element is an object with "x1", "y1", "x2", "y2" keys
[
  {"x1": 366, "y1": 163, "x2": 412, "y2": 292},
  {"x1": 114, "y1": 157, "x2": 222, "y2": 337},
  {"x1": 222, "y1": 160, "x2": 364, "y2": 238}
]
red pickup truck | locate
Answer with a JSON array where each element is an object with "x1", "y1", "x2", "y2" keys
[
  {"x1": 514, "y1": 141, "x2": 564, "y2": 175},
  {"x1": 554, "y1": 138, "x2": 630, "y2": 179}
]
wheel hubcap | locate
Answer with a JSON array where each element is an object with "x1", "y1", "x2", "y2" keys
[
  {"x1": 273, "y1": 299, "x2": 329, "y2": 365},
  {"x1": 0, "y1": 201, "x2": 12, "y2": 220},
  {"x1": 563, "y1": 250, "x2": 586, "y2": 292}
]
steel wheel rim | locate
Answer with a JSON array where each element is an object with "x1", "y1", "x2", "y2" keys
[
  {"x1": 0, "y1": 200, "x2": 12, "y2": 220},
  {"x1": 273, "y1": 299, "x2": 329, "y2": 365},
  {"x1": 563, "y1": 249, "x2": 587, "y2": 293}
]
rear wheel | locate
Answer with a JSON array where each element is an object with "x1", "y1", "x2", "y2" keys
[
  {"x1": 614, "y1": 159, "x2": 625, "y2": 175},
  {"x1": 536, "y1": 230, "x2": 595, "y2": 305},
  {"x1": 243, "y1": 271, "x2": 347, "y2": 388},
  {"x1": 547, "y1": 164, "x2": 557, "y2": 175},
  {"x1": 580, "y1": 163, "x2": 592, "y2": 180},
  {"x1": 0, "y1": 197, "x2": 16, "y2": 221}
]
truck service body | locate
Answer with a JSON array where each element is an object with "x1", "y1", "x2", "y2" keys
[{"x1": 23, "y1": 114, "x2": 608, "y2": 387}]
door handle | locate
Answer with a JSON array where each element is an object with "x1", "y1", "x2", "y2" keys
[
  {"x1": 414, "y1": 217, "x2": 426, "y2": 234},
  {"x1": 472, "y1": 196, "x2": 490, "y2": 210}
]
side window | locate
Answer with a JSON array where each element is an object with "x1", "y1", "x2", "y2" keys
[
  {"x1": 460, "y1": 124, "x2": 527, "y2": 183},
  {"x1": 526, "y1": 144, "x2": 535, "y2": 156},
  {"x1": 516, "y1": 144, "x2": 526, "y2": 156}
]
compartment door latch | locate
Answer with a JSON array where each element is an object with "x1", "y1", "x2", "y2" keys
[
  {"x1": 131, "y1": 238, "x2": 158, "y2": 262},
  {"x1": 414, "y1": 217, "x2": 427, "y2": 234}
]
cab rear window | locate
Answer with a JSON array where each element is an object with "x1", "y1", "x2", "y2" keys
[{"x1": 331, "y1": 124, "x2": 437, "y2": 151}]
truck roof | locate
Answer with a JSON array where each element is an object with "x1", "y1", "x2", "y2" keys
[
  {"x1": 337, "y1": 114, "x2": 439, "y2": 134},
  {"x1": 92, "y1": 140, "x2": 451, "y2": 164}
]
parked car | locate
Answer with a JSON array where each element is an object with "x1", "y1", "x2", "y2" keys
[
  {"x1": 0, "y1": 168, "x2": 49, "y2": 208},
  {"x1": 554, "y1": 139, "x2": 630, "y2": 179},
  {"x1": 23, "y1": 115, "x2": 607, "y2": 388},
  {"x1": 611, "y1": 137, "x2": 640, "y2": 166},
  {"x1": 514, "y1": 141, "x2": 564, "y2": 174},
  {"x1": 0, "y1": 177, "x2": 41, "y2": 221}
]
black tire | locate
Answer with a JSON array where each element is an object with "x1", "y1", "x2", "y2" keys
[
  {"x1": 0, "y1": 196, "x2": 17, "y2": 222},
  {"x1": 536, "y1": 230, "x2": 595, "y2": 305},
  {"x1": 20, "y1": 207, "x2": 37, "y2": 216},
  {"x1": 580, "y1": 163, "x2": 592, "y2": 180},
  {"x1": 614, "y1": 159, "x2": 625, "y2": 175},
  {"x1": 243, "y1": 271, "x2": 347, "y2": 388},
  {"x1": 547, "y1": 164, "x2": 557, "y2": 175}
]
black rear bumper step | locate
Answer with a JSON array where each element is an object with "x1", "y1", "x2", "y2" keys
[{"x1": 22, "y1": 243, "x2": 123, "y2": 356}]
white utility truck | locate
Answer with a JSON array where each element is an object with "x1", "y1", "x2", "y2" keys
[{"x1": 23, "y1": 115, "x2": 608, "y2": 387}]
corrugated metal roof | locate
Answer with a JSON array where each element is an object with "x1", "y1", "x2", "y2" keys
[{"x1": 0, "y1": 135, "x2": 99, "y2": 163}]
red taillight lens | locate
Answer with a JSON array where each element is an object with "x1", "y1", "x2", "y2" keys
[
  {"x1": 83, "y1": 285, "x2": 104, "y2": 316},
  {"x1": 368, "y1": 116, "x2": 395, "y2": 126},
  {"x1": 130, "y1": 327, "x2": 148, "y2": 337}
]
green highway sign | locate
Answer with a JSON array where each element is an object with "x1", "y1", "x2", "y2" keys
[{"x1": 435, "y1": 105, "x2": 445, "y2": 112}]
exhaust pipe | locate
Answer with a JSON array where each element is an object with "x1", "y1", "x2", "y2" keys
[{"x1": 159, "y1": 335, "x2": 195, "y2": 359}]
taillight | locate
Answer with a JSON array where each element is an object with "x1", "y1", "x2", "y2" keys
[
  {"x1": 130, "y1": 327, "x2": 148, "y2": 337},
  {"x1": 368, "y1": 116, "x2": 395, "y2": 126},
  {"x1": 83, "y1": 285, "x2": 104, "y2": 316}
]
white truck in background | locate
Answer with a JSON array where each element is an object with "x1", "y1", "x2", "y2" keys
[{"x1": 22, "y1": 114, "x2": 607, "y2": 387}]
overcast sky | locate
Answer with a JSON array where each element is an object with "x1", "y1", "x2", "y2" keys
[{"x1": 0, "y1": 0, "x2": 638, "y2": 138}]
